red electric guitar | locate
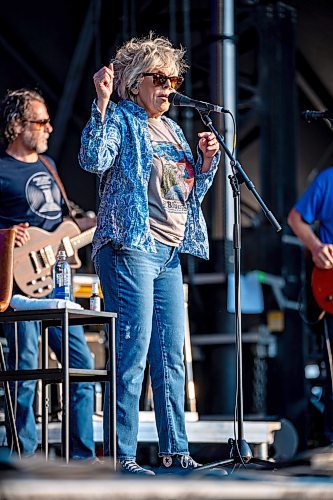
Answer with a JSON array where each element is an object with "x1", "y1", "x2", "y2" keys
[{"x1": 311, "y1": 266, "x2": 333, "y2": 314}]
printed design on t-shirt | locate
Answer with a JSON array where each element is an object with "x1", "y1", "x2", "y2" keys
[
  {"x1": 25, "y1": 172, "x2": 62, "y2": 220},
  {"x1": 152, "y1": 141, "x2": 194, "y2": 214}
]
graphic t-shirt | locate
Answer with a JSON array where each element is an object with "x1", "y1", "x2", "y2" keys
[
  {"x1": 0, "y1": 153, "x2": 63, "y2": 231},
  {"x1": 148, "y1": 117, "x2": 195, "y2": 246}
]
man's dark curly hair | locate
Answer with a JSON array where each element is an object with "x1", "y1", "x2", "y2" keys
[{"x1": 0, "y1": 88, "x2": 45, "y2": 146}]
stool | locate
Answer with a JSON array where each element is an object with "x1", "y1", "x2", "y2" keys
[
  {"x1": 0, "y1": 340, "x2": 21, "y2": 457},
  {"x1": 0, "y1": 307, "x2": 117, "y2": 468}
]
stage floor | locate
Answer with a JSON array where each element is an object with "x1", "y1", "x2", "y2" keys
[
  {"x1": 0, "y1": 413, "x2": 332, "y2": 499},
  {"x1": 1, "y1": 448, "x2": 333, "y2": 500}
]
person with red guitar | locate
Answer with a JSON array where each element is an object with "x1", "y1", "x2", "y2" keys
[
  {"x1": 0, "y1": 88, "x2": 96, "y2": 459},
  {"x1": 288, "y1": 166, "x2": 333, "y2": 445}
]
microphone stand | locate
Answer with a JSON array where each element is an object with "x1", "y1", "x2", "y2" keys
[{"x1": 197, "y1": 111, "x2": 281, "y2": 470}]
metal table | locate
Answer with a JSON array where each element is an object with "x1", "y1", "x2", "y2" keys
[{"x1": 0, "y1": 308, "x2": 116, "y2": 468}]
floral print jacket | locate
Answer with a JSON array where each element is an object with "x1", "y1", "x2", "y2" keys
[{"x1": 79, "y1": 99, "x2": 220, "y2": 260}]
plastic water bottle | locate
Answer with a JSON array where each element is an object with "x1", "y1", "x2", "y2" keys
[
  {"x1": 53, "y1": 250, "x2": 71, "y2": 300},
  {"x1": 89, "y1": 282, "x2": 101, "y2": 312}
]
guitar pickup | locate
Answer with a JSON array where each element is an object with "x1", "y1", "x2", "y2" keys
[
  {"x1": 29, "y1": 251, "x2": 41, "y2": 274},
  {"x1": 44, "y1": 245, "x2": 56, "y2": 266},
  {"x1": 39, "y1": 247, "x2": 51, "y2": 269},
  {"x1": 62, "y1": 237, "x2": 74, "y2": 257}
]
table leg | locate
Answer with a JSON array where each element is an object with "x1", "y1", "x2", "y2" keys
[
  {"x1": 61, "y1": 310, "x2": 70, "y2": 463},
  {"x1": 41, "y1": 323, "x2": 49, "y2": 459},
  {"x1": 0, "y1": 341, "x2": 21, "y2": 458},
  {"x1": 110, "y1": 317, "x2": 116, "y2": 471}
]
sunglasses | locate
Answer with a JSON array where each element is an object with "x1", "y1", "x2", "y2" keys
[
  {"x1": 142, "y1": 73, "x2": 184, "y2": 90},
  {"x1": 26, "y1": 118, "x2": 51, "y2": 130}
]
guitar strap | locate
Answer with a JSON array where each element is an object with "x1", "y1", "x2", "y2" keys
[{"x1": 38, "y1": 154, "x2": 75, "y2": 220}]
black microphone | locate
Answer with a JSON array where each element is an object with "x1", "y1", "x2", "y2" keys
[
  {"x1": 301, "y1": 109, "x2": 333, "y2": 122},
  {"x1": 168, "y1": 92, "x2": 227, "y2": 114}
]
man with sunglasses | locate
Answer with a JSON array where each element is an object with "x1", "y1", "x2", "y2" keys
[
  {"x1": 79, "y1": 34, "x2": 221, "y2": 475},
  {"x1": 0, "y1": 88, "x2": 95, "y2": 460}
]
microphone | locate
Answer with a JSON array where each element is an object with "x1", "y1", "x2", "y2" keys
[
  {"x1": 168, "y1": 92, "x2": 227, "y2": 114},
  {"x1": 301, "y1": 109, "x2": 333, "y2": 122}
]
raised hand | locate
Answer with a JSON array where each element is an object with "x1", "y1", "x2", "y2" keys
[{"x1": 93, "y1": 64, "x2": 114, "y2": 119}]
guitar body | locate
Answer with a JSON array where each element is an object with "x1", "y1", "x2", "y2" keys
[
  {"x1": 311, "y1": 266, "x2": 333, "y2": 314},
  {"x1": 14, "y1": 220, "x2": 83, "y2": 298}
]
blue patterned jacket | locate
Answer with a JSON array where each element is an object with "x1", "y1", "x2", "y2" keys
[{"x1": 79, "y1": 99, "x2": 220, "y2": 260}]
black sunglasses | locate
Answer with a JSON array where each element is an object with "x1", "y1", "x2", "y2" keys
[{"x1": 142, "y1": 73, "x2": 184, "y2": 90}]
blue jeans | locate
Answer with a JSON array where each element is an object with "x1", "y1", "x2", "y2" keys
[
  {"x1": 95, "y1": 240, "x2": 189, "y2": 460},
  {"x1": 5, "y1": 322, "x2": 95, "y2": 459}
]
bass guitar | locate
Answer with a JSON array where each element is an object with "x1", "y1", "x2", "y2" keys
[
  {"x1": 13, "y1": 220, "x2": 96, "y2": 298},
  {"x1": 311, "y1": 266, "x2": 333, "y2": 314}
]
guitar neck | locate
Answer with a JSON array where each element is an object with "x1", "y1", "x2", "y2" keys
[{"x1": 71, "y1": 227, "x2": 96, "y2": 250}]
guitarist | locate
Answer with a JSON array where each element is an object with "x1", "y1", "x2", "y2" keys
[
  {"x1": 288, "y1": 166, "x2": 333, "y2": 445},
  {"x1": 0, "y1": 88, "x2": 95, "y2": 459}
]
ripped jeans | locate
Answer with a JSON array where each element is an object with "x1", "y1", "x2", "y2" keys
[{"x1": 94, "y1": 240, "x2": 189, "y2": 460}]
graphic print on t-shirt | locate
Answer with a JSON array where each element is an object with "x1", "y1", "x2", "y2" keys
[
  {"x1": 152, "y1": 141, "x2": 194, "y2": 214},
  {"x1": 25, "y1": 171, "x2": 62, "y2": 220}
]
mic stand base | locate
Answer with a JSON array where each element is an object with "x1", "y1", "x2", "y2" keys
[{"x1": 199, "y1": 438, "x2": 276, "y2": 471}]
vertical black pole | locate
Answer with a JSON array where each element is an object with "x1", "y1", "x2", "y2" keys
[
  {"x1": 62, "y1": 310, "x2": 70, "y2": 463},
  {"x1": 110, "y1": 316, "x2": 117, "y2": 471},
  {"x1": 41, "y1": 324, "x2": 49, "y2": 459}
]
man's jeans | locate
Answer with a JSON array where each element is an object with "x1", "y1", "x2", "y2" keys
[
  {"x1": 5, "y1": 322, "x2": 95, "y2": 458},
  {"x1": 95, "y1": 240, "x2": 189, "y2": 460}
]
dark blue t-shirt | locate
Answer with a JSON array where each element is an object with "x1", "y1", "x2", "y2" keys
[
  {"x1": 294, "y1": 166, "x2": 333, "y2": 244},
  {"x1": 0, "y1": 153, "x2": 64, "y2": 231}
]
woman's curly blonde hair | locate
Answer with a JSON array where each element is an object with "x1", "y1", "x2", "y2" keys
[{"x1": 112, "y1": 33, "x2": 188, "y2": 101}]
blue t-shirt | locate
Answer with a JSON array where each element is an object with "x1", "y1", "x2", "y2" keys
[
  {"x1": 294, "y1": 166, "x2": 333, "y2": 244},
  {"x1": 0, "y1": 153, "x2": 64, "y2": 231}
]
